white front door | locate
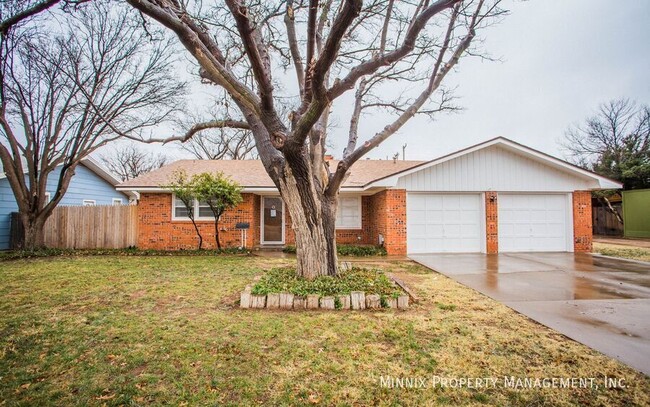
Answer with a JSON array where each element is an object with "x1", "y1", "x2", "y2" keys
[
  {"x1": 498, "y1": 194, "x2": 571, "y2": 252},
  {"x1": 407, "y1": 193, "x2": 482, "y2": 253},
  {"x1": 261, "y1": 196, "x2": 284, "y2": 244}
]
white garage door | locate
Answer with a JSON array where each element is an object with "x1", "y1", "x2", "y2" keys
[
  {"x1": 498, "y1": 194, "x2": 570, "y2": 252},
  {"x1": 407, "y1": 194, "x2": 482, "y2": 253}
]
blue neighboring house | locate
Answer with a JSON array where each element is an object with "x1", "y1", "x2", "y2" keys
[{"x1": 0, "y1": 157, "x2": 134, "y2": 249}]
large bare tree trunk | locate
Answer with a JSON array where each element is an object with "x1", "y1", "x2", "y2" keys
[
  {"x1": 276, "y1": 159, "x2": 338, "y2": 279},
  {"x1": 20, "y1": 213, "x2": 46, "y2": 250}
]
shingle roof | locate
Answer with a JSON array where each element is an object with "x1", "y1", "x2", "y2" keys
[{"x1": 118, "y1": 159, "x2": 425, "y2": 190}]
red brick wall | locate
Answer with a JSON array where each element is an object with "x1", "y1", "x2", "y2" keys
[
  {"x1": 385, "y1": 190, "x2": 407, "y2": 255},
  {"x1": 138, "y1": 190, "x2": 407, "y2": 252},
  {"x1": 137, "y1": 193, "x2": 256, "y2": 250},
  {"x1": 573, "y1": 191, "x2": 593, "y2": 252},
  {"x1": 337, "y1": 195, "x2": 371, "y2": 244},
  {"x1": 252, "y1": 195, "x2": 261, "y2": 246},
  {"x1": 364, "y1": 189, "x2": 406, "y2": 255},
  {"x1": 485, "y1": 192, "x2": 498, "y2": 254}
]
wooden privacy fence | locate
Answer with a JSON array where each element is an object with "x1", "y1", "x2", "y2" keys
[
  {"x1": 42, "y1": 205, "x2": 138, "y2": 249},
  {"x1": 592, "y1": 205, "x2": 623, "y2": 236}
]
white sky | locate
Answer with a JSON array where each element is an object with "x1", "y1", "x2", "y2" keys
[{"x1": 97, "y1": 0, "x2": 650, "y2": 163}]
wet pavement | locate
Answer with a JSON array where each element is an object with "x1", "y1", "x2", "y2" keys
[{"x1": 410, "y1": 252, "x2": 650, "y2": 375}]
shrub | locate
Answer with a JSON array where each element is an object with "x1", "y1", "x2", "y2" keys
[
  {"x1": 251, "y1": 267, "x2": 403, "y2": 297},
  {"x1": 282, "y1": 244, "x2": 387, "y2": 257}
]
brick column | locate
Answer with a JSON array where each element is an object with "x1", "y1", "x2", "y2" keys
[
  {"x1": 383, "y1": 189, "x2": 407, "y2": 255},
  {"x1": 485, "y1": 191, "x2": 498, "y2": 254},
  {"x1": 573, "y1": 191, "x2": 592, "y2": 252},
  {"x1": 368, "y1": 189, "x2": 407, "y2": 255}
]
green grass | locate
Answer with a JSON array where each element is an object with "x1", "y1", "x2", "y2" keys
[
  {"x1": 436, "y1": 302, "x2": 457, "y2": 311},
  {"x1": 1, "y1": 255, "x2": 649, "y2": 406},
  {"x1": 283, "y1": 244, "x2": 387, "y2": 256},
  {"x1": 250, "y1": 267, "x2": 403, "y2": 297},
  {"x1": 593, "y1": 242, "x2": 650, "y2": 262}
]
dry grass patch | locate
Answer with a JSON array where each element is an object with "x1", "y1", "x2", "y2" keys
[
  {"x1": 593, "y1": 242, "x2": 650, "y2": 262},
  {"x1": 0, "y1": 256, "x2": 648, "y2": 406}
]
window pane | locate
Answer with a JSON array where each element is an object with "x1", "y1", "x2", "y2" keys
[
  {"x1": 174, "y1": 198, "x2": 190, "y2": 218},
  {"x1": 198, "y1": 206, "x2": 213, "y2": 218},
  {"x1": 197, "y1": 200, "x2": 212, "y2": 218},
  {"x1": 336, "y1": 196, "x2": 360, "y2": 228},
  {"x1": 175, "y1": 206, "x2": 189, "y2": 218}
]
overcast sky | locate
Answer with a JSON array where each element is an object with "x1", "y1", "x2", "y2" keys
[
  {"x1": 98, "y1": 0, "x2": 650, "y2": 163},
  {"x1": 343, "y1": 0, "x2": 650, "y2": 161}
]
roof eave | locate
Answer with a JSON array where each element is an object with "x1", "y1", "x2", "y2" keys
[{"x1": 117, "y1": 185, "x2": 379, "y2": 194}]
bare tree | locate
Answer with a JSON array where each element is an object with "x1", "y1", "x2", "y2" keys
[
  {"x1": 1, "y1": 0, "x2": 67, "y2": 35},
  {"x1": 101, "y1": 144, "x2": 170, "y2": 181},
  {"x1": 126, "y1": 0, "x2": 505, "y2": 278},
  {"x1": 181, "y1": 128, "x2": 257, "y2": 160},
  {"x1": 563, "y1": 99, "x2": 650, "y2": 190},
  {"x1": 0, "y1": 2, "x2": 185, "y2": 249}
]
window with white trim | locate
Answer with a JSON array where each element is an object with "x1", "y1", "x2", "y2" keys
[
  {"x1": 197, "y1": 200, "x2": 212, "y2": 218},
  {"x1": 336, "y1": 196, "x2": 362, "y2": 229},
  {"x1": 44, "y1": 192, "x2": 51, "y2": 203},
  {"x1": 172, "y1": 195, "x2": 216, "y2": 220},
  {"x1": 82, "y1": 199, "x2": 96, "y2": 206},
  {"x1": 173, "y1": 196, "x2": 191, "y2": 218},
  {"x1": 112, "y1": 198, "x2": 123, "y2": 205}
]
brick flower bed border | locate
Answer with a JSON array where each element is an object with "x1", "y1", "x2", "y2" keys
[{"x1": 239, "y1": 287, "x2": 410, "y2": 310}]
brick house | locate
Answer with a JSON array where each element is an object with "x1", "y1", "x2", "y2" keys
[{"x1": 118, "y1": 137, "x2": 621, "y2": 255}]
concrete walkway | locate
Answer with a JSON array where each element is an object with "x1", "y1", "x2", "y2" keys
[{"x1": 410, "y1": 252, "x2": 650, "y2": 376}]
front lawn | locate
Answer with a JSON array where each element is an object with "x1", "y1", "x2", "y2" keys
[
  {"x1": 1, "y1": 255, "x2": 649, "y2": 405},
  {"x1": 593, "y1": 242, "x2": 650, "y2": 262}
]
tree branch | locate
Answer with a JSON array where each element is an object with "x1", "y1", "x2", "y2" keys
[
  {"x1": 126, "y1": 0, "x2": 262, "y2": 117},
  {"x1": 290, "y1": 0, "x2": 363, "y2": 148},
  {"x1": 284, "y1": 0, "x2": 305, "y2": 96},
  {"x1": 328, "y1": 0, "x2": 461, "y2": 100},
  {"x1": 124, "y1": 119, "x2": 251, "y2": 144},
  {"x1": 0, "y1": 0, "x2": 61, "y2": 35},
  {"x1": 225, "y1": 0, "x2": 274, "y2": 111},
  {"x1": 327, "y1": 1, "x2": 474, "y2": 196}
]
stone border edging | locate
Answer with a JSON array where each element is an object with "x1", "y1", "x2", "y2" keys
[
  {"x1": 387, "y1": 273, "x2": 419, "y2": 303},
  {"x1": 240, "y1": 286, "x2": 409, "y2": 310}
]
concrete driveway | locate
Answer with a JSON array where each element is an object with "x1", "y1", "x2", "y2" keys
[{"x1": 409, "y1": 252, "x2": 650, "y2": 375}]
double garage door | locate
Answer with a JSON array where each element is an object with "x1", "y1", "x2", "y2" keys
[{"x1": 407, "y1": 193, "x2": 570, "y2": 253}]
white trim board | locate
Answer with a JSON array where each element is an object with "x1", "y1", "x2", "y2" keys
[{"x1": 261, "y1": 196, "x2": 285, "y2": 244}]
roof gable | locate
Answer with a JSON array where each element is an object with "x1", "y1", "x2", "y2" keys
[
  {"x1": 377, "y1": 137, "x2": 622, "y2": 190},
  {"x1": 397, "y1": 144, "x2": 591, "y2": 191}
]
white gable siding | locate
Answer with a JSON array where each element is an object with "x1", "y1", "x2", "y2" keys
[{"x1": 396, "y1": 146, "x2": 596, "y2": 192}]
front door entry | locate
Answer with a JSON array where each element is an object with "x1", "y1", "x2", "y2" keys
[{"x1": 262, "y1": 197, "x2": 284, "y2": 244}]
